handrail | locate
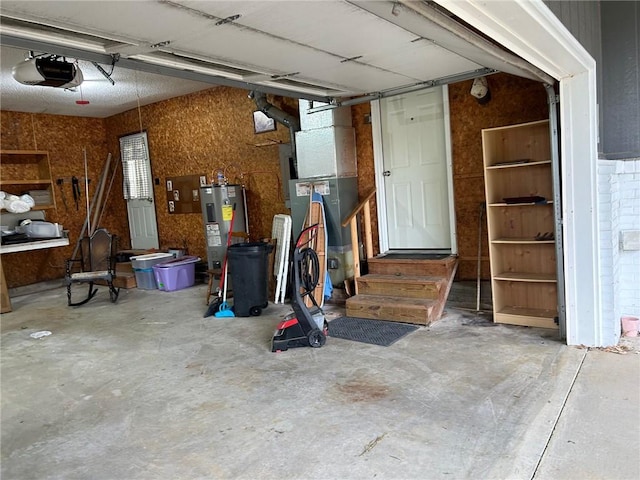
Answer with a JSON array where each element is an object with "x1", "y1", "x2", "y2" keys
[
  {"x1": 341, "y1": 188, "x2": 377, "y2": 228},
  {"x1": 341, "y1": 187, "x2": 376, "y2": 295}
]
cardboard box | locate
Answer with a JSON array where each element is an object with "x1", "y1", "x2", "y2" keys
[
  {"x1": 116, "y1": 262, "x2": 133, "y2": 275},
  {"x1": 113, "y1": 273, "x2": 136, "y2": 289}
]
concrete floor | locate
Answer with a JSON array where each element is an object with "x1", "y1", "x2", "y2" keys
[{"x1": 2, "y1": 282, "x2": 639, "y2": 480}]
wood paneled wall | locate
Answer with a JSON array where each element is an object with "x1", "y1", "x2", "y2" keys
[
  {"x1": 347, "y1": 73, "x2": 548, "y2": 279},
  {"x1": 104, "y1": 86, "x2": 295, "y2": 260},
  {"x1": 351, "y1": 103, "x2": 379, "y2": 255},
  {"x1": 448, "y1": 73, "x2": 549, "y2": 279},
  {"x1": 1, "y1": 111, "x2": 128, "y2": 288},
  {"x1": 2, "y1": 73, "x2": 547, "y2": 288}
]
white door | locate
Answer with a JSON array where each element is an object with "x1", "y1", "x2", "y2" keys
[
  {"x1": 119, "y1": 132, "x2": 159, "y2": 249},
  {"x1": 375, "y1": 86, "x2": 454, "y2": 251},
  {"x1": 126, "y1": 198, "x2": 159, "y2": 249}
]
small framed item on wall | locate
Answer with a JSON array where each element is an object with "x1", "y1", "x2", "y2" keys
[{"x1": 253, "y1": 110, "x2": 276, "y2": 134}]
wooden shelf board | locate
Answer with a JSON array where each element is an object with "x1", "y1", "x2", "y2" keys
[
  {"x1": 1, "y1": 205, "x2": 55, "y2": 212},
  {"x1": 0, "y1": 179, "x2": 52, "y2": 186},
  {"x1": 1, "y1": 150, "x2": 49, "y2": 155},
  {"x1": 250, "y1": 139, "x2": 283, "y2": 147},
  {"x1": 498, "y1": 306, "x2": 557, "y2": 318},
  {"x1": 491, "y1": 238, "x2": 555, "y2": 244},
  {"x1": 494, "y1": 272, "x2": 557, "y2": 282},
  {"x1": 489, "y1": 201, "x2": 553, "y2": 207},
  {"x1": 486, "y1": 160, "x2": 551, "y2": 170},
  {"x1": 495, "y1": 307, "x2": 558, "y2": 329},
  {"x1": 0, "y1": 237, "x2": 69, "y2": 254}
]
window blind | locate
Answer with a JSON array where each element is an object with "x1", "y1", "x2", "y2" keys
[{"x1": 120, "y1": 133, "x2": 152, "y2": 200}]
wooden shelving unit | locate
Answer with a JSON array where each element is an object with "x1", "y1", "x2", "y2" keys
[
  {"x1": 0, "y1": 150, "x2": 56, "y2": 210},
  {"x1": 482, "y1": 120, "x2": 558, "y2": 329}
]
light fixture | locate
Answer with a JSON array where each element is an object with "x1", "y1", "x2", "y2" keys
[{"x1": 470, "y1": 77, "x2": 491, "y2": 104}]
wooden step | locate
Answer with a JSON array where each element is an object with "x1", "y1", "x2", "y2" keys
[
  {"x1": 346, "y1": 256, "x2": 459, "y2": 327},
  {"x1": 368, "y1": 256, "x2": 457, "y2": 277},
  {"x1": 346, "y1": 294, "x2": 436, "y2": 326},
  {"x1": 356, "y1": 274, "x2": 444, "y2": 300}
]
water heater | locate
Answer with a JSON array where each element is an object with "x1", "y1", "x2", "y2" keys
[{"x1": 199, "y1": 184, "x2": 248, "y2": 270}]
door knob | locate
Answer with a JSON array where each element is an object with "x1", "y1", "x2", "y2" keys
[{"x1": 383, "y1": 170, "x2": 391, "y2": 176}]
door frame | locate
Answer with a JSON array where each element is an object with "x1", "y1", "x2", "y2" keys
[
  {"x1": 437, "y1": 1, "x2": 601, "y2": 346},
  {"x1": 372, "y1": 84, "x2": 457, "y2": 254}
]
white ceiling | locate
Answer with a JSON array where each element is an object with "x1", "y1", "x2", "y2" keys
[
  {"x1": 0, "y1": 46, "x2": 214, "y2": 118},
  {"x1": 0, "y1": 0, "x2": 550, "y2": 118}
]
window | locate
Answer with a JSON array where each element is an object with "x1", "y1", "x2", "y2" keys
[{"x1": 119, "y1": 132, "x2": 152, "y2": 200}]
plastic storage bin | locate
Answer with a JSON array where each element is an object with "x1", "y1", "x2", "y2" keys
[
  {"x1": 131, "y1": 253, "x2": 174, "y2": 290},
  {"x1": 16, "y1": 221, "x2": 62, "y2": 238},
  {"x1": 227, "y1": 242, "x2": 274, "y2": 316},
  {"x1": 133, "y1": 268, "x2": 158, "y2": 290},
  {"x1": 152, "y1": 256, "x2": 200, "y2": 292}
]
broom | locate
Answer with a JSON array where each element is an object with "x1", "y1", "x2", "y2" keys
[{"x1": 215, "y1": 205, "x2": 236, "y2": 318}]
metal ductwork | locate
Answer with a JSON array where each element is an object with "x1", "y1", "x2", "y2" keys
[
  {"x1": 250, "y1": 91, "x2": 300, "y2": 130},
  {"x1": 249, "y1": 91, "x2": 300, "y2": 166}
]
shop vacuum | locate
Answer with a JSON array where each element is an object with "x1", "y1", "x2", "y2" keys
[{"x1": 272, "y1": 224, "x2": 328, "y2": 352}]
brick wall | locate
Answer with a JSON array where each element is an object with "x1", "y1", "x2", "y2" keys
[{"x1": 598, "y1": 158, "x2": 640, "y2": 342}]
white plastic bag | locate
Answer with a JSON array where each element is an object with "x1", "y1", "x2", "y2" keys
[
  {"x1": 20, "y1": 194, "x2": 35, "y2": 208},
  {"x1": 6, "y1": 198, "x2": 30, "y2": 213}
]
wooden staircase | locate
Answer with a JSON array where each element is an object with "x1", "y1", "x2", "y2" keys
[
  {"x1": 345, "y1": 255, "x2": 459, "y2": 326},
  {"x1": 340, "y1": 187, "x2": 458, "y2": 326}
]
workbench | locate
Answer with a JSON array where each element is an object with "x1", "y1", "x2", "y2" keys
[{"x1": 0, "y1": 237, "x2": 70, "y2": 313}]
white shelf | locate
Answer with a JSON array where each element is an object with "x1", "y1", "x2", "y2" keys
[{"x1": 0, "y1": 237, "x2": 69, "y2": 254}]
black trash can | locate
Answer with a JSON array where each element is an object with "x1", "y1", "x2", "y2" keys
[{"x1": 227, "y1": 242, "x2": 274, "y2": 317}]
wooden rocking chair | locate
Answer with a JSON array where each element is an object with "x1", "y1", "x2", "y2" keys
[{"x1": 65, "y1": 228, "x2": 120, "y2": 306}]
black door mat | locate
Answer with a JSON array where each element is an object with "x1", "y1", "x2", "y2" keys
[
  {"x1": 328, "y1": 317, "x2": 418, "y2": 346},
  {"x1": 378, "y1": 253, "x2": 450, "y2": 260}
]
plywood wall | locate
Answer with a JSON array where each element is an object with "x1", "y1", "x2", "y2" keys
[
  {"x1": 448, "y1": 73, "x2": 549, "y2": 279},
  {"x1": 2, "y1": 72, "x2": 548, "y2": 288},
  {"x1": 1, "y1": 111, "x2": 129, "y2": 288},
  {"x1": 351, "y1": 102, "x2": 379, "y2": 256},
  {"x1": 104, "y1": 86, "x2": 295, "y2": 260}
]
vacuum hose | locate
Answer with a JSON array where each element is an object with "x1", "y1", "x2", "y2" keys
[{"x1": 299, "y1": 247, "x2": 320, "y2": 297}]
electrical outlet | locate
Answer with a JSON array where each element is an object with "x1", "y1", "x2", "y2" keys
[{"x1": 620, "y1": 230, "x2": 640, "y2": 251}]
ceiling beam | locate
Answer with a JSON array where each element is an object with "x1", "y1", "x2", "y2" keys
[
  {"x1": 399, "y1": 0, "x2": 554, "y2": 84},
  {"x1": 309, "y1": 67, "x2": 497, "y2": 112}
]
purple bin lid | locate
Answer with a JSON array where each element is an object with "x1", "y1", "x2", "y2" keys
[{"x1": 153, "y1": 255, "x2": 200, "y2": 269}]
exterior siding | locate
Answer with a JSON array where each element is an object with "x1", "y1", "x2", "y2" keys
[
  {"x1": 544, "y1": 0, "x2": 604, "y2": 151},
  {"x1": 545, "y1": 1, "x2": 639, "y2": 158},
  {"x1": 544, "y1": 0, "x2": 603, "y2": 61},
  {"x1": 601, "y1": 1, "x2": 640, "y2": 159}
]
